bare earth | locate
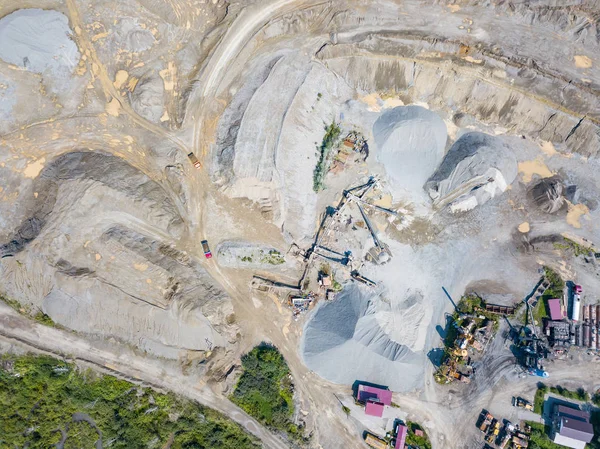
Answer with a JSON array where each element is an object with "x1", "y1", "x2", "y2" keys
[{"x1": 1, "y1": 1, "x2": 600, "y2": 448}]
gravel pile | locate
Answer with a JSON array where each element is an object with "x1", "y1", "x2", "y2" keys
[
  {"x1": 373, "y1": 106, "x2": 447, "y2": 195},
  {"x1": 301, "y1": 284, "x2": 424, "y2": 392}
]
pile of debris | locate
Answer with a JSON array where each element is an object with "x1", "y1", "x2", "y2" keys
[
  {"x1": 289, "y1": 292, "x2": 318, "y2": 319},
  {"x1": 330, "y1": 131, "x2": 369, "y2": 174}
]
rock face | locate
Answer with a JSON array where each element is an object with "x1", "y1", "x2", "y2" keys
[
  {"x1": 425, "y1": 132, "x2": 518, "y2": 212},
  {"x1": 373, "y1": 106, "x2": 447, "y2": 195}
]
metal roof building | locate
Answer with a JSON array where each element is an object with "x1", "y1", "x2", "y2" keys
[
  {"x1": 553, "y1": 404, "x2": 595, "y2": 449},
  {"x1": 394, "y1": 423, "x2": 408, "y2": 449},
  {"x1": 365, "y1": 400, "x2": 385, "y2": 417},
  {"x1": 357, "y1": 384, "x2": 393, "y2": 405},
  {"x1": 548, "y1": 298, "x2": 564, "y2": 321}
]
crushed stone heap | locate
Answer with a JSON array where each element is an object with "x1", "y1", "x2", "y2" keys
[
  {"x1": 301, "y1": 284, "x2": 425, "y2": 392},
  {"x1": 425, "y1": 132, "x2": 518, "y2": 212},
  {"x1": 373, "y1": 105, "x2": 447, "y2": 195}
]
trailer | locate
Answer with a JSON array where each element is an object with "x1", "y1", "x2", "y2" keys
[
  {"x1": 591, "y1": 303, "x2": 597, "y2": 324},
  {"x1": 364, "y1": 433, "x2": 387, "y2": 449},
  {"x1": 584, "y1": 304, "x2": 590, "y2": 322}
]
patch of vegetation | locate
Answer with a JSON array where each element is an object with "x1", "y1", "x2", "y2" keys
[
  {"x1": 260, "y1": 250, "x2": 285, "y2": 265},
  {"x1": 553, "y1": 237, "x2": 594, "y2": 257},
  {"x1": 406, "y1": 422, "x2": 432, "y2": 449},
  {"x1": 533, "y1": 299, "x2": 550, "y2": 323},
  {"x1": 526, "y1": 421, "x2": 564, "y2": 449},
  {"x1": 313, "y1": 121, "x2": 342, "y2": 192},
  {"x1": 534, "y1": 383, "x2": 591, "y2": 413},
  {"x1": 591, "y1": 411, "x2": 600, "y2": 449},
  {"x1": 534, "y1": 383, "x2": 548, "y2": 414},
  {"x1": 593, "y1": 392, "x2": 600, "y2": 407},
  {"x1": 241, "y1": 256, "x2": 253, "y2": 262},
  {"x1": 341, "y1": 405, "x2": 350, "y2": 416},
  {"x1": 549, "y1": 385, "x2": 590, "y2": 402},
  {"x1": 1, "y1": 294, "x2": 59, "y2": 328},
  {"x1": 0, "y1": 294, "x2": 22, "y2": 313},
  {"x1": 230, "y1": 344, "x2": 302, "y2": 443},
  {"x1": 456, "y1": 294, "x2": 484, "y2": 314},
  {"x1": 543, "y1": 267, "x2": 565, "y2": 300},
  {"x1": 0, "y1": 354, "x2": 260, "y2": 449}
]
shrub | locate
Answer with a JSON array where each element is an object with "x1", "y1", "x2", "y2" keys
[
  {"x1": 313, "y1": 121, "x2": 341, "y2": 192},
  {"x1": 230, "y1": 344, "x2": 301, "y2": 443},
  {"x1": 0, "y1": 354, "x2": 260, "y2": 449}
]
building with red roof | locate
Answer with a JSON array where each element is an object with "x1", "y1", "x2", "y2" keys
[
  {"x1": 357, "y1": 384, "x2": 393, "y2": 405},
  {"x1": 394, "y1": 423, "x2": 408, "y2": 449},
  {"x1": 365, "y1": 400, "x2": 385, "y2": 417},
  {"x1": 548, "y1": 298, "x2": 564, "y2": 321}
]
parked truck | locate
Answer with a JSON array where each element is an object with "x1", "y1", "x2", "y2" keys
[{"x1": 512, "y1": 397, "x2": 533, "y2": 410}]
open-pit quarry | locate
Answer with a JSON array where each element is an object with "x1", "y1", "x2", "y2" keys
[{"x1": 1, "y1": 1, "x2": 600, "y2": 448}]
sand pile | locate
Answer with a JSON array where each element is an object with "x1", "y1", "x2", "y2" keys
[
  {"x1": 373, "y1": 106, "x2": 447, "y2": 195},
  {"x1": 425, "y1": 132, "x2": 518, "y2": 212},
  {"x1": 0, "y1": 9, "x2": 79, "y2": 91},
  {"x1": 301, "y1": 284, "x2": 425, "y2": 392}
]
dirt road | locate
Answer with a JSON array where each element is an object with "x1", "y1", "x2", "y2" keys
[{"x1": 0, "y1": 302, "x2": 289, "y2": 449}]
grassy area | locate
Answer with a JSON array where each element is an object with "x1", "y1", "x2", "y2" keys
[
  {"x1": 550, "y1": 385, "x2": 590, "y2": 402},
  {"x1": 406, "y1": 422, "x2": 432, "y2": 449},
  {"x1": 542, "y1": 267, "x2": 565, "y2": 300},
  {"x1": 0, "y1": 294, "x2": 60, "y2": 328},
  {"x1": 533, "y1": 384, "x2": 589, "y2": 413},
  {"x1": 553, "y1": 237, "x2": 594, "y2": 257},
  {"x1": 526, "y1": 422, "x2": 564, "y2": 449},
  {"x1": 0, "y1": 354, "x2": 260, "y2": 449},
  {"x1": 313, "y1": 121, "x2": 341, "y2": 192},
  {"x1": 533, "y1": 299, "x2": 549, "y2": 323},
  {"x1": 534, "y1": 383, "x2": 547, "y2": 414},
  {"x1": 230, "y1": 344, "x2": 303, "y2": 443}
]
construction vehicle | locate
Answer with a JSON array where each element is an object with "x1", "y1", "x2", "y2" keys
[
  {"x1": 498, "y1": 434, "x2": 511, "y2": 449},
  {"x1": 492, "y1": 421, "x2": 501, "y2": 436},
  {"x1": 364, "y1": 432, "x2": 387, "y2": 449},
  {"x1": 479, "y1": 412, "x2": 494, "y2": 433},
  {"x1": 512, "y1": 435, "x2": 529, "y2": 448},
  {"x1": 512, "y1": 397, "x2": 533, "y2": 410},
  {"x1": 187, "y1": 152, "x2": 201, "y2": 169}
]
